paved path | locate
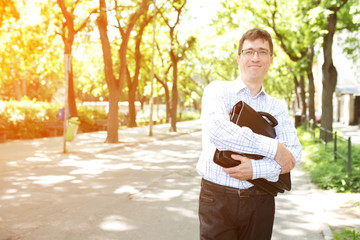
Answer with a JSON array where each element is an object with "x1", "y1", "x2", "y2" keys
[
  {"x1": 0, "y1": 122, "x2": 202, "y2": 240},
  {"x1": 0, "y1": 120, "x2": 359, "y2": 239},
  {"x1": 333, "y1": 122, "x2": 360, "y2": 145}
]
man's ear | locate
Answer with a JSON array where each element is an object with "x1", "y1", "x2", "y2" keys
[{"x1": 236, "y1": 55, "x2": 241, "y2": 65}]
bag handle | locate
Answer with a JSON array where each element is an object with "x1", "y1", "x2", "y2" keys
[{"x1": 258, "y1": 112, "x2": 278, "y2": 127}]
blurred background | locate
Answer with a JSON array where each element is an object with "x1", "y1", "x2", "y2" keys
[{"x1": 0, "y1": 0, "x2": 359, "y2": 142}]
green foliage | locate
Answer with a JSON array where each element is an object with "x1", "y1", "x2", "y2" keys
[
  {"x1": 298, "y1": 125, "x2": 360, "y2": 192},
  {"x1": 0, "y1": 99, "x2": 59, "y2": 139},
  {"x1": 178, "y1": 110, "x2": 200, "y2": 122},
  {"x1": 0, "y1": 0, "x2": 64, "y2": 101},
  {"x1": 1, "y1": 0, "x2": 359, "y2": 131},
  {"x1": 334, "y1": 229, "x2": 360, "y2": 240},
  {"x1": 0, "y1": 99, "x2": 109, "y2": 139},
  {"x1": 77, "y1": 105, "x2": 108, "y2": 132},
  {"x1": 73, "y1": 41, "x2": 107, "y2": 101}
]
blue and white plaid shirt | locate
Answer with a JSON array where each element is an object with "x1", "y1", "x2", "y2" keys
[{"x1": 196, "y1": 77, "x2": 302, "y2": 189}]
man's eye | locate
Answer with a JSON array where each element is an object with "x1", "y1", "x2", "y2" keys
[{"x1": 244, "y1": 50, "x2": 254, "y2": 55}]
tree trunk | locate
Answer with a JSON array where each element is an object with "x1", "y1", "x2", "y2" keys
[
  {"x1": 98, "y1": 0, "x2": 148, "y2": 142},
  {"x1": 168, "y1": 24, "x2": 178, "y2": 132},
  {"x1": 165, "y1": 85, "x2": 171, "y2": 123},
  {"x1": 127, "y1": 67, "x2": 137, "y2": 127},
  {"x1": 169, "y1": 53, "x2": 178, "y2": 132},
  {"x1": 300, "y1": 74, "x2": 306, "y2": 117},
  {"x1": 107, "y1": 85, "x2": 120, "y2": 142},
  {"x1": 65, "y1": 44, "x2": 78, "y2": 118},
  {"x1": 97, "y1": 0, "x2": 119, "y2": 143},
  {"x1": 307, "y1": 45, "x2": 316, "y2": 127},
  {"x1": 321, "y1": 12, "x2": 338, "y2": 140},
  {"x1": 57, "y1": 0, "x2": 78, "y2": 118},
  {"x1": 154, "y1": 74, "x2": 170, "y2": 123},
  {"x1": 293, "y1": 75, "x2": 301, "y2": 113},
  {"x1": 159, "y1": 1, "x2": 187, "y2": 132},
  {"x1": 117, "y1": 0, "x2": 149, "y2": 99},
  {"x1": 127, "y1": 14, "x2": 151, "y2": 128}
]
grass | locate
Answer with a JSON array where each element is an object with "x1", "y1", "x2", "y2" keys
[
  {"x1": 334, "y1": 229, "x2": 360, "y2": 240},
  {"x1": 297, "y1": 125, "x2": 360, "y2": 193}
]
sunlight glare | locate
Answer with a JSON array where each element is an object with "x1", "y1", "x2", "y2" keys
[
  {"x1": 28, "y1": 175, "x2": 75, "y2": 186},
  {"x1": 100, "y1": 215, "x2": 136, "y2": 232},
  {"x1": 23, "y1": 3, "x2": 42, "y2": 27},
  {"x1": 165, "y1": 206, "x2": 197, "y2": 219},
  {"x1": 26, "y1": 156, "x2": 51, "y2": 162},
  {"x1": 114, "y1": 185, "x2": 138, "y2": 195},
  {"x1": 142, "y1": 189, "x2": 183, "y2": 200}
]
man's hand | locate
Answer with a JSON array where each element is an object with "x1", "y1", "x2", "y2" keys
[
  {"x1": 222, "y1": 154, "x2": 253, "y2": 180},
  {"x1": 275, "y1": 142, "x2": 296, "y2": 173}
]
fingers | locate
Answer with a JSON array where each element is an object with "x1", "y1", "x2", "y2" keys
[
  {"x1": 275, "y1": 142, "x2": 296, "y2": 173},
  {"x1": 230, "y1": 154, "x2": 247, "y2": 161},
  {"x1": 222, "y1": 156, "x2": 253, "y2": 180}
]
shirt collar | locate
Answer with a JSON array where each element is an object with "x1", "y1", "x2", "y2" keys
[{"x1": 233, "y1": 76, "x2": 266, "y2": 98}]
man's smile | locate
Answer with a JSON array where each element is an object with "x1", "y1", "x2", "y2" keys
[{"x1": 248, "y1": 64, "x2": 262, "y2": 68}]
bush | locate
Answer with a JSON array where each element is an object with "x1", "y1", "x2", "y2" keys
[
  {"x1": 179, "y1": 110, "x2": 200, "y2": 121},
  {"x1": 0, "y1": 99, "x2": 59, "y2": 139},
  {"x1": 0, "y1": 99, "x2": 109, "y2": 140},
  {"x1": 298, "y1": 125, "x2": 360, "y2": 192},
  {"x1": 77, "y1": 105, "x2": 108, "y2": 132},
  {"x1": 0, "y1": 100, "x2": 201, "y2": 140}
]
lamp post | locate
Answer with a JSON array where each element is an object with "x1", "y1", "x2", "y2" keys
[{"x1": 63, "y1": 54, "x2": 71, "y2": 153}]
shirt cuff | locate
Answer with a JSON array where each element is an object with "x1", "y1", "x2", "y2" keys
[
  {"x1": 258, "y1": 135, "x2": 278, "y2": 160},
  {"x1": 251, "y1": 158, "x2": 281, "y2": 181}
]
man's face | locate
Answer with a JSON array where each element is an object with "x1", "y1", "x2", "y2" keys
[{"x1": 237, "y1": 39, "x2": 273, "y2": 84}]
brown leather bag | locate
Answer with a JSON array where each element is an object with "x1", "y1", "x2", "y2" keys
[{"x1": 213, "y1": 101, "x2": 291, "y2": 196}]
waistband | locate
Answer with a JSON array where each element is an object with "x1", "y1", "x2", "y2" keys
[{"x1": 201, "y1": 178, "x2": 270, "y2": 197}]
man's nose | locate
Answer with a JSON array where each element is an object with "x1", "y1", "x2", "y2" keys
[{"x1": 251, "y1": 52, "x2": 260, "y2": 60}]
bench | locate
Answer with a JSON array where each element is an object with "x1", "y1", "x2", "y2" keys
[
  {"x1": 44, "y1": 120, "x2": 64, "y2": 137},
  {"x1": 94, "y1": 119, "x2": 107, "y2": 131}
]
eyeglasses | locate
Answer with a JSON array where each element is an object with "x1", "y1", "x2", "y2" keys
[{"x1": 240, "y1": 49, "x2": 272, "y2": 58}]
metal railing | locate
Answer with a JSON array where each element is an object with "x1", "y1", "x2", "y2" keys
[{"x1": 317, "y1": 125, "x2": 352, "y2": 182}]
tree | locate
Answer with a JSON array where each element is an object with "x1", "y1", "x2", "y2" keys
[
  {"x1": 210, "y1": 0, "x2": 309, "y2": 116},
  {"x1": 242, "y1": 0, "x2": 320, "y2": 120},
  {"x1": 319, "y1": 0, "x2": 355, "y2": 137},
  {"x1": 0, "y1": 0, "x2": 64, "y2": 101},
  {"x1": 158, "y1": 0, "x2": 196, "y2": 132},
  {"x1": 122, "y1": 8, "x2": 153, "y2": 128},
  {"x1": 56, "y1": 0, "x2": 96, "y2": 118},
  {"x1": 304, "y1": 0, "x2": 359, "y2": 137},
  {"x1": 148, "y1": 40, "x2": 172, "y2": 123},
  {"x1": 307, "y1": 44, "x2": 316, "y2": 126},
  {"x1": 97, "y1": 0, "x2": 149, "y2": 143}
]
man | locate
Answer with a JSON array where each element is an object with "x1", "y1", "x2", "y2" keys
[{"x1": 197, "y1": 28, "x2": 302, "y2": 240}]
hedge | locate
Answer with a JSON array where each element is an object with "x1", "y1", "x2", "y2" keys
[{"x1": 0, "y1": 99, "x2": 110, "y2": 140}]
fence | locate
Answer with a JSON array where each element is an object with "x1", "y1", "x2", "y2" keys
[{"x1": 317, "y1": 125, "x2": 352, "y2": 181}]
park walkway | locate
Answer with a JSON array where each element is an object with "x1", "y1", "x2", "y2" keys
[
  {"x1": 333, "y1": 122, "x2": 360, "y2": 145},
  {"x1": 0, "y1": 120, "x2": 359, "y2": 239}
]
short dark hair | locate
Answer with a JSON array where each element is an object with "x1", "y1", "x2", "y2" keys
[{"x1": 238, "y1": 28, "x2": 273, "y2": 55}]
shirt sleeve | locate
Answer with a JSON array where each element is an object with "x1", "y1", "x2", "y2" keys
[
  {"x1": 273, "y1": 101, "x2": 302, "y2": 165},
  {"x1": 251, "y1": 157, "x2": 281, "y2": 182},
  {"x1": 201, "y1": 82, "x2": 278, "y2": 160},
  {"x1": 251, "y1": 101, "x2": 302, "y2": 181}
]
